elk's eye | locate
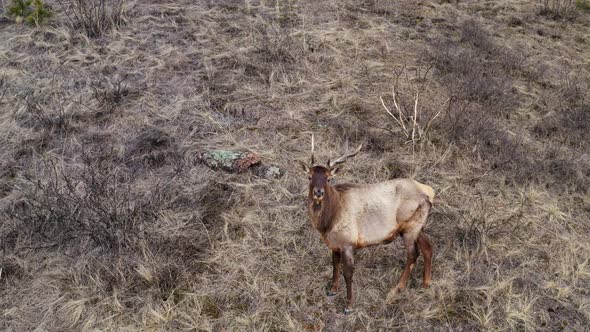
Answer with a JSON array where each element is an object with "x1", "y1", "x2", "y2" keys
[{"x1": 308, "y1": 176, "x2": 311, "y2": 180}]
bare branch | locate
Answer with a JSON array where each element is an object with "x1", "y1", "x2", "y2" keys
[
  {"x1": 381, "y1": 65, "x2": 443, "y2": 149},
  {"x1": 411, "y1": 91, "x2": 419, "y2": 143},
  {"x1": 392, "y1": 85, "x2": 409, "y2": 134},
  {"x1": 380, "y1": 95, "x2": 406, "y2": 134}
]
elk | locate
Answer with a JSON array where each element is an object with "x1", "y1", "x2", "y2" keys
[{"x1": 300, "y1": 137, "x2": 434, "y2": 314}]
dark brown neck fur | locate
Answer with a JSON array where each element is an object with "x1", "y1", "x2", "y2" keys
[{"x1": 308, "y1": 184, "x2": 342, "y2": 234}]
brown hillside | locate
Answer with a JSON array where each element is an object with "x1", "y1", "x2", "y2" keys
[{"x1": 0, "y1": 0, "x2": 589, "y2": 330}]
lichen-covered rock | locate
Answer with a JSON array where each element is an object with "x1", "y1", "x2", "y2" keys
[
  {"x1": 252, "y1": 164, "x2": 284, "y2": 179},
  {"x1": 201, "y1": 150, "x2": 261, "y2": 173}
]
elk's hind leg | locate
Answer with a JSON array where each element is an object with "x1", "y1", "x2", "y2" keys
[
  {"x1": 386, "y1": 233, "x2": 418, "y2": 303},
  {"x1": 386, "y1": 201, "x2": 430, "y2": 303},
  {"x1": 327, "y1": 250, "x2": 341, "y2": 296},
  {"x1": 417, "y1": 231, "x2": 433, "y2": 288}
]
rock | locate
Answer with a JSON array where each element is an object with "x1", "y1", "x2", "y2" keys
[
  {"x1": 201, "y1": 150, "x2": 261, "y2": 173},
  {"x1": 251, "y1": 164, "x2": 284, "y2": 179},
  {"x1": 200, "y1": 150, "x2": 284, "y2": 178}
]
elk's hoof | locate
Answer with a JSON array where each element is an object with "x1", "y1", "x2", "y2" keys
[
  {"x1": 326, "y1": 290, "x2": 337, "y2": 297},
  {"x1": 385, "y1": 287, "x2": 400, "y2": 304},
  {"x1": 343, "y1": 308, "x2": 354, "y2": 315}
]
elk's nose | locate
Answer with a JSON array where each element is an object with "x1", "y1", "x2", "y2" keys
[{"x1": 313, "y1": 188, "x2": 324, "y2": 197}]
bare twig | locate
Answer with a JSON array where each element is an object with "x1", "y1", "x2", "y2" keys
[{"x1": 380, "y1": 94, "x2": 408, "y2": 137}]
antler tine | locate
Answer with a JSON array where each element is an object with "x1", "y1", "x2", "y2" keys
[
  {"x1": 310, "y1": 133, "x2": 315, "y2": 165},
  {"x1": 328, "y1": 143, "x2": 363, "y2": 168},
  {"x1": 328, "y1": 139, "x2": 348, "y2": 166},
  {"x1": 344, "y1": 139, "x2": 349, "y2": 156}
]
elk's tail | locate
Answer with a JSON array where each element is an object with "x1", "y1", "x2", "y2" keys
[{"x1": 413, "y1": 180, "x2": 435, "y2": 204}]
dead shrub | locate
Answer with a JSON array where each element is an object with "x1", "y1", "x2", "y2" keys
[
  {"x1": 495, "y1": 47, "x2": 527, "y2": 74},
  {"x1": 557, "y1": 70, "x2": 588, "y2": 106},
  {"x1": 444, "y1": 103, "x2": 588, "y2": 191},
  {"x1": 429, "y1": 19, "x2": 529, "y2": 112},
  {"x1": 533, "y1": 104, "x2": 590, "y2": 147},
  {"x1": 474, "y1": 125, "x2": 527, "y2": 173},
  {"x1": 0, "y1": 160, "x2": 18, "y2": 198},
  {"x1": 200, "y1": 181, "x2": 237, "y2": 227},
  {"x1": 426, "y1": 18, "x2": 588, "y2": 191},
  {"x1": 539, "y1": 0, "x2": 578, "y2": 19},
  {"x1": 57, "y1": 0, "x2": 125, "y2": 38},
  {"x1": 379, "y1": 63, "x2": 446, "y2": 150},
  {"x1": 457, "y1": 193, "x2": 530, "y2": 250},
  {"x1": 90, "y1": 74, "x2": 132, "y2": 115},
  {"x1": 6, "y1": 152, "x2": 181, "y2": 254},
  {"x1": 558, "y1": 104, "x2": 590, "y2": 143},
  {"x1": 0, "y1": 255, "x2": 26, "y2": 284},
  {"x1": 430, "y1": 38, "x2": 513, "y2": 110},
  {"x1": 257, "y1": 24, "x2": 294, "y2": 63},
  {"x1": 0, "y1": 77, "x2": 6, "y2": 105},
  {"x1": 533, "y1": 71, "x2": 589, "y2": 146},
  {"x1": 541, "y1": 146, "x2": 588, "y2": 191},
  {"x1": 16, "y1": 91, "x2": 75, "y2": 136},
  {"x1": 533, "y1": 116, "x2": 560, "y2": 140},
  {"x1": 465, "y1": 119, "x2": 533, "y2": 183},
  {"x1": 434, "y1": 99, "x2": 537, "y2": 185},
  {"x1": 460, "y1": 18, "x2": 495, "y2": 53},
  {"x1": 507, "y1": 16, "x2": 524, "y2": 27}
]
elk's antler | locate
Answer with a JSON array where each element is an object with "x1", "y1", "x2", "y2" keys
[
  {"x1": 310, "y1": 134, "x2": 315, "y2": 165},
  {"x1": 328, "y1": 142, "x2": 363, "y2": 168}
]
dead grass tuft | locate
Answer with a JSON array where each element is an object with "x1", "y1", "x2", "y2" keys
[
  {"x1": 124, "y1": 127, "x2": 181, "y2": 170},
  {"x1": 58, "y1": 0, "x2": 126, "y2": 38}
]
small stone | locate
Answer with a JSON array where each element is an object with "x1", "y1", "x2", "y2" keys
[{"x1": 252, "y1": 164, "x2": 284, "y2": 179}]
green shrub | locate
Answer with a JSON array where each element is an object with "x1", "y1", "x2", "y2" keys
[
  {"x1": 7, "y1": 0, "x2": 32, "y2": 22},
  {"x1": 577, "y1": 0, "x2": 590, "y2": 11},
  {"x1": 26, "y1": 0, "x2": 52, "y2": 26},
  {"x1": 6, "y1": 0, "x2": 51, "y2": 26}
]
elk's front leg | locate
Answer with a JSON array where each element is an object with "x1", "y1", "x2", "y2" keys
[
  {"x1": 342, "y1": 246, "x2": 355, "y2": 314},
  {"x1": 327, "y1": 250, "x2": 341, "y2": 296}
]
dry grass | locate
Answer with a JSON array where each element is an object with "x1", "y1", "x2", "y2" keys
[
  {"x1": 1, "y1": 0, "x2": 590, "y2": 330},
  {"x1": 57, "y1": 0, "x2": 125, "y2": 38}
]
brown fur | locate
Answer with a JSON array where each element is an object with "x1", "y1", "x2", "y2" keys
[
  {"x1": 309, "y1": 184, "x2": 341, "y2": 234},
  {"x1": 333, "y1": 183, "x2": 360, "y2": 192}
]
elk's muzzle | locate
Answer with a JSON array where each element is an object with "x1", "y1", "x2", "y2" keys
[{"x1": 313, "y1": 188, "x2": 325, "y2": 203}]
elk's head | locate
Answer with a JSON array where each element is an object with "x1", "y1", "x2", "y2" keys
[{"x1": 299, "y1": 135, "x2": 362, "y2": 205}]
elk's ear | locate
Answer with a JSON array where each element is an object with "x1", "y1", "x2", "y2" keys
[
  {"x1": 299, "y1": 160, "x2": 310, "y2": 173},
  {"x1": 330, "y1": 167, "x2": 341, "y2": 176}
]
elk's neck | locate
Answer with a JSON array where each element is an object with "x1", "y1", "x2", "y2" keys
[{"x1": 309, "y1": 185, "x2": 341, "y2": 234}]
